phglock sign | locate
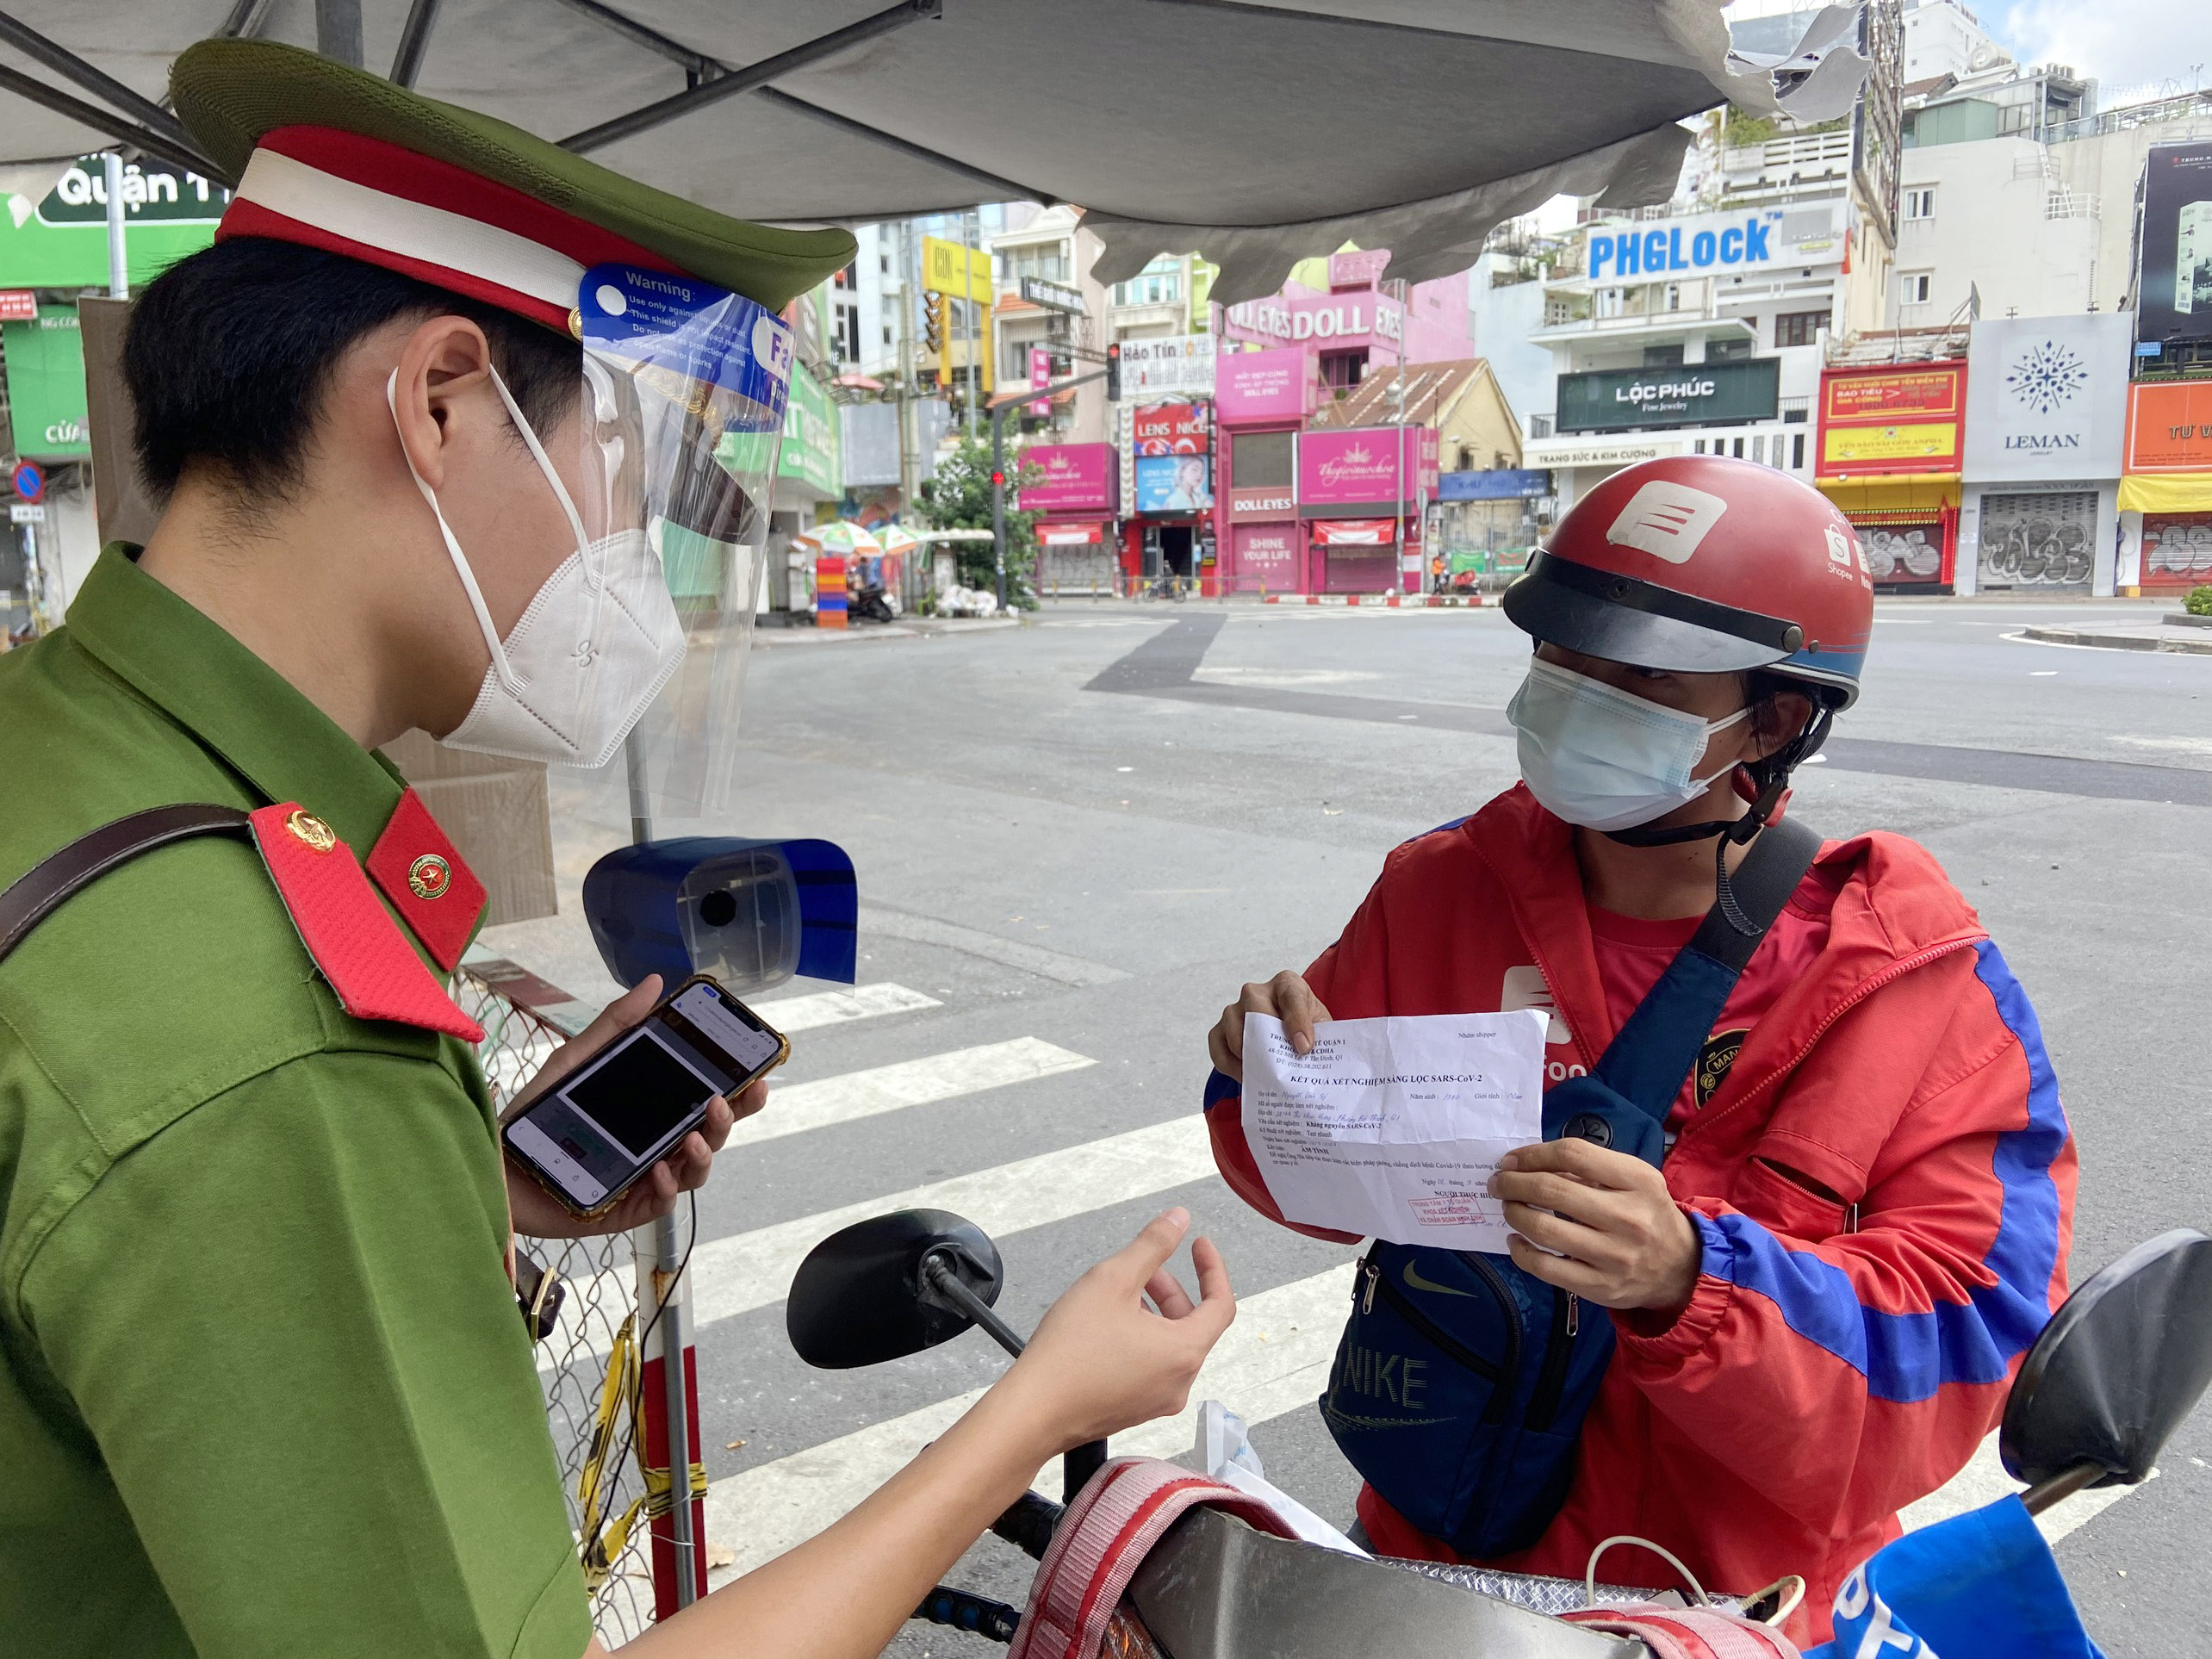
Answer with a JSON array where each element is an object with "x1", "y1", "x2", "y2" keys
[{"x1": 1585, "y1": 201, "x2": 1847, "y2": 281}]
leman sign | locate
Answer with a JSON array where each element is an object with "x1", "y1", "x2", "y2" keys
[
  {"x1": 1964, "y1": 314, "x2": 2130, "y2": 482},
  {"x1": 1558, "y1": 358, "x2": 1780, "y2": 433},
  {"x1": 1585, "y1": 202, "x2": 1846, "y2": 282}
]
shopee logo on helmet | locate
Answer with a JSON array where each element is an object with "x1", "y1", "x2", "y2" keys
[
  {"x1": 1604, "y1": 480, "x2": 1728, "y2": 563},
  {"x1": 1825, "y1": 524, "x2": 1875, "y2": 587}
]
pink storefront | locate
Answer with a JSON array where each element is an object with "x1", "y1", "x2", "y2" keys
[
  {"x1": 1209, "y1": 249, "x2": 1468, "y2": 595},
  {"x1": 1299, "y1": 424, "x2": 1439, "y2": 593},
  {"x1": 1214, "y1": 346, "x2": 1314, "y2": 595}
]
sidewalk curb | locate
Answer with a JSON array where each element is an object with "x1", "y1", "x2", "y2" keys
[
  {"x1": 1261, "y1": 593, "x2": 1487, "y2": 608},
  {"x1": 2022, "y1": 624, "x2": 2212, "y2": 656}
]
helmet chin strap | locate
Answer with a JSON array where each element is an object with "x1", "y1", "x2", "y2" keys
[{"x1": 1600, "y1": 705, "x2": 1835, "y2": 850}]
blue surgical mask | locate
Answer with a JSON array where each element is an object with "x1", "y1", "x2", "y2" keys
[{"x1": 1506, "y1": 658, "x2": 1749, "y2": 832}]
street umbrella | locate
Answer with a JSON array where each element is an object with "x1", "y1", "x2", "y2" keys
[
  {"x1": 0, "y1": 2, "x2": 1870, "y2": 301},
  {"x1": 792, "y1": 520, "x2": 883, "y2": 557}
]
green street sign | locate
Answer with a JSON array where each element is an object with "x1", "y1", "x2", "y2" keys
[
  {"x1": 3, "y1": 303, "x2": 90, "y2": 459},
  {"x1": 0, "y1": 157, "x2": 224, "y2": 290},
  {"x1": 775, "y1": 359, "x2": 840, "y2": 497},
  {"x1": 1557, "y1": 357, "x2": 1780, "y2": 433}
]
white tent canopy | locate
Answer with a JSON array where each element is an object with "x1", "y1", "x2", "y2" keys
[{"x1": 0, "y1": 0, "x2": 1867, "y2": 301}]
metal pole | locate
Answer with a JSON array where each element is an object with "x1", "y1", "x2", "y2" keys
[
  {"x1": 315, "y1": 0, "x2": 364, "y2": 66},
  {"x1": 895, "y1": 222, "x2": 917, "y2": 612},
  {"x1": 966, "y1": 209, "x2": 982, "y2": 439},
  {"x1": 991, "y1": 401, "x2": 1008, "y2": 611},
  {"x1": 622, "y1": 734, "x2": 694, "y2": 1608},
  {"x1": 102, "y1": 152, "x2": 126, "y2": 299},
  {"x1": 1395, "y1": 396, "x2": 1405, "y2": 593},
  {"x1": 655, "y1": 1207, "x2": 698, "y2": 1608}
]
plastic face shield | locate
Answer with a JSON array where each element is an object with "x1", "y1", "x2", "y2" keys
[{"x1": 568, "y1": 263, "x2": 794, "y2": 824}]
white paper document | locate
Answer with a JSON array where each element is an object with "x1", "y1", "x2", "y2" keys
[{"x1": 1241, "y1": 1010, "x2": 1548, "y2": 1252}]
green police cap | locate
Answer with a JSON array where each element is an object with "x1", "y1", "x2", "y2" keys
[{"x1": 171, "y1": 38, "x2": 856, "y2": 326}]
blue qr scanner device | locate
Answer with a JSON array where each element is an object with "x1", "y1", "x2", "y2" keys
[{"x1": 583, "y1": 836, "x2": 857, "y2": 996}]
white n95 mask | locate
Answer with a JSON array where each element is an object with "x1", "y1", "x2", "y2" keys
[
  {"x1": 388, "y1": 367, "x2": 686, "y2": 770},
  {"x1": 1506, "y1": 657, "x2": 1749, "y2": 832}
]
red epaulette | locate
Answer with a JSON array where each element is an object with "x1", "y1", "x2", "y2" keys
[
  {"x1": 363, "y1": 786, "x2": 488, "y2": 972},
  {"x1": 251, "y1": 799, "x2": 484, "y2": 1043}
]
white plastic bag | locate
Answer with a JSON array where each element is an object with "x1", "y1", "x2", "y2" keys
[{"x1": 1193, "y1": 1401, "x2": 1370, "y2": 1558}]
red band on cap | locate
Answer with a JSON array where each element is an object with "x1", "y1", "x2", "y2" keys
[{"x1": 217, "y1": 124, "x2": 685, "y2": 327}]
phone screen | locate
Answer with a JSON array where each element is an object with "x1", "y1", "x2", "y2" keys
[{"x1": 506, "y1": 979, "x2": 784, "y2": 1212}]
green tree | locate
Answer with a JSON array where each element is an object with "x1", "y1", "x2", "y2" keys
[{"x1": 919, "y1": 433, "x2": 1044, "y2": 608}]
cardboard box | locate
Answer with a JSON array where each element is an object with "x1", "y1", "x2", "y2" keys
[{"x1": 381, "y1": 731, "x2": 558, "y2": 927}]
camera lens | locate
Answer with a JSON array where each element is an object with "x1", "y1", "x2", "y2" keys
[{"x1": 699, "y1": 890, "x2": 739, "y2": 928}]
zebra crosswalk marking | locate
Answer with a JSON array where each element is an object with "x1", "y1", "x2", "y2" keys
[
  {"x1": 734, "y1": 1038, "x2": 1094, "y2": 1148},
  {"x1": 751, "y1": 982, "x2": 941, "y2": 1033},
  {"x1": 704, "y1": 1264, "x2": 1355, "y2": 1584},
  {"x1": 688, "y1": 1115, "x2": 1215, "y2": 1332},
  {"x1": 543, "y1": 1115, "x2": 1218, "y2": 1368}
]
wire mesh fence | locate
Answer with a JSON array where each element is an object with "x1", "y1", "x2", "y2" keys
[{"x1": 457, "y1": 964, "x2": 659, "y2": 1647}]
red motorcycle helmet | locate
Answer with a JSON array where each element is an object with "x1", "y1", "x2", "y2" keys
[{"x1": 1503, "y1": 455, "x2": 1873, "y2": 709}]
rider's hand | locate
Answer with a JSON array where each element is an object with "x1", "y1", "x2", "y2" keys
[
  {"x1": 994, "y1": 1208, "x2": 1235, "y2": 1451},
  {"x1": 1488, "y1": 1139, "x2": 1701, "y2": 1314},
  {"x1": 501, "y1": 974, "x2": 764, "y2": 1240},
  {"x1": 1208, "y1": 970, "x2": 1331, "y2": 1082}
]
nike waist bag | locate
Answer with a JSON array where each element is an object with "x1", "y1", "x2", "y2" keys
[{"x1": 1320, "y1": 816, "x2": 1821, "y2": 1559}]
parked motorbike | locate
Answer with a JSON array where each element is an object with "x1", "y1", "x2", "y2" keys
[
  {"x1": 786, "y1": 1215, "x2": 2212, "y2": 1656},
  {"x1": 848, "y1": 581, "x2": 898, "y2": 624}
]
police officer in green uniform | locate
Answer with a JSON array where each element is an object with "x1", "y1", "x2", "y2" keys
[{"x1": 0, "y1": 40, "x2": 1233, "y2": 1659}]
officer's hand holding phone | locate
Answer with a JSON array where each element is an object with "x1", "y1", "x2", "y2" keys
[{"x1": 500, "y1": 973, "x2": 768, "y2": 1240}]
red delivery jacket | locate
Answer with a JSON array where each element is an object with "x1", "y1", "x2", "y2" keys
[{"x1": 1205, "y1": 786, "x2": 2077, "y2": 1645}]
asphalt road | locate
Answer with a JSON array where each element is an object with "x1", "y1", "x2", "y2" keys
[{"x1": 485, "y1": 595, "x2": 2212, "y2": 1657}]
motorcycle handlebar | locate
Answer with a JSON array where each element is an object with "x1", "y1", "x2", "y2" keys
[{"x1": 991, "y1": 1489, "x2": 1063, "y2": 1561}]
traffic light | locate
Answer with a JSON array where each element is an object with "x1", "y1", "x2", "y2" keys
[
  {"x1": 991, "y1": 470, "x2": 1005, "y2": 489},
  {"x1": 1105, "y1": 340, "x2": 1122, "y2": 401},
  {"x1": 923, "y1": 291, "x2": 945, "y2": 354}
]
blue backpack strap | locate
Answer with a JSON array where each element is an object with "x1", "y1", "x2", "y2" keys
[{"x1": 1543, "y1": 816, "x2": 1823, "y2": 1163}]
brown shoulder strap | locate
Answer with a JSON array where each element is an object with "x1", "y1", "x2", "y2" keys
[{"x1": 0, "y1": 804, "x2": 252, "y2": 966}]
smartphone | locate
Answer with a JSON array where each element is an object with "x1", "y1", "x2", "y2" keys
[{"x1": 503, "y1": 974, "x2": 788, "y2": 1217}]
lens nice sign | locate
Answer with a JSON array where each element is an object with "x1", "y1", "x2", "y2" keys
[{"x1": 1962, "y1": 313, "x2": 2131, "y2": 482}]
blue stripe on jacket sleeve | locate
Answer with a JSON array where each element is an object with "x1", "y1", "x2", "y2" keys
[
  {"x1": 1689, "y1": 940, "x2": 2068, "y2": 1405},
  {"x1": 1202, "y1": 1066, "x2": 1240, "y2": 1113}
]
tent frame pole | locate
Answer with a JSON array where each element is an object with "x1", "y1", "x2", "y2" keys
[
  {"x1": 0, "y1": 9, "x2": 201, "y2": 153},
  {"x1": 559, "y1": 0, "x2": 943, "y2": 155},
  {"x1": 0, "y1": 63, "x2": 218, "y2": 179}
]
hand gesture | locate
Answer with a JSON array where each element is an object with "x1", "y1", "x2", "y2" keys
[
  {"x1": 1488, "y1": 1139, "x2": 1702, "y2": 1314},
  {"x1": 501, "y1": 974, "x2": 766, "y2": 1240},
  {"x1": 997, "y1": 1209, "x2": 1235, "y2": 1451},
  {"x1": 1208, "y1": 970, "x2": 1331, "y2": 1083}
]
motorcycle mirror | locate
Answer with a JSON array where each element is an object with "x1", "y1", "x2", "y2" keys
[
  {"x1": 786, "y1": 1209, "x2": 1008, "y2": 1369},
  {"x1": 2001, "y1": 1227, "x2": 2212, "y2": 1509}
]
